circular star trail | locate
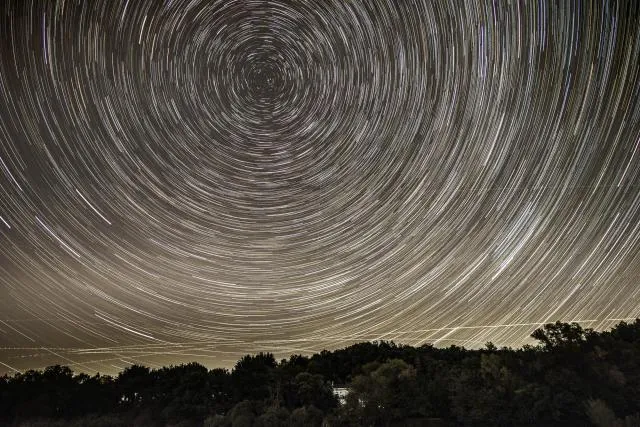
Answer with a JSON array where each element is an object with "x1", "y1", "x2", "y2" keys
[{"x1": 1, "y1": 0, "x2": 640, "y2": 373}]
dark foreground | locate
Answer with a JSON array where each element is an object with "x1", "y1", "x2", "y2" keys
[{"x1": 2, "y1": 320, "x2": 640, "y2": 426}]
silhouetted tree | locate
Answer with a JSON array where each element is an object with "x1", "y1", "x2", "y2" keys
[
  {"x1": 210, "y1": 367, "x2": 233, "y2": 414},
  {"x1": 232, "y1": 352, "x2": 277, "y2": 402},
  {"x1": 116, "y1": 364, "x2": 153, "y2": 409},
  {"x1": 290, "y1": 405, "x2": 324, "y2": 427},
  {"x1": 531, "y1": 321, "x2": 591, "y2": 350},
  {"x1": 155, "y1": 362, "x2": 211, "y2": 423},
  {"x1": 292, "y1": 372, "x2": 337, "y2": 411}
]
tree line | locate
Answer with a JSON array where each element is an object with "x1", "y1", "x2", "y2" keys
[{"x1": 1, "y1": 319, "x2": 640, "y2": 426}]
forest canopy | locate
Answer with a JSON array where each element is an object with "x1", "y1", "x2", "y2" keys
[{"x1": 1, "y1": 319, "x2": 640, "y2": 426}]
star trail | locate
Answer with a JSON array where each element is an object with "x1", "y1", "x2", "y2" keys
[{"x1": 1, "y1": 0, "x2": 640, "y2": 374}]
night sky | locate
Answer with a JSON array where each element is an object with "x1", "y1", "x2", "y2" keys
[{"x1": 1, "y1": 0, "x2": 640, "y2": 374}]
